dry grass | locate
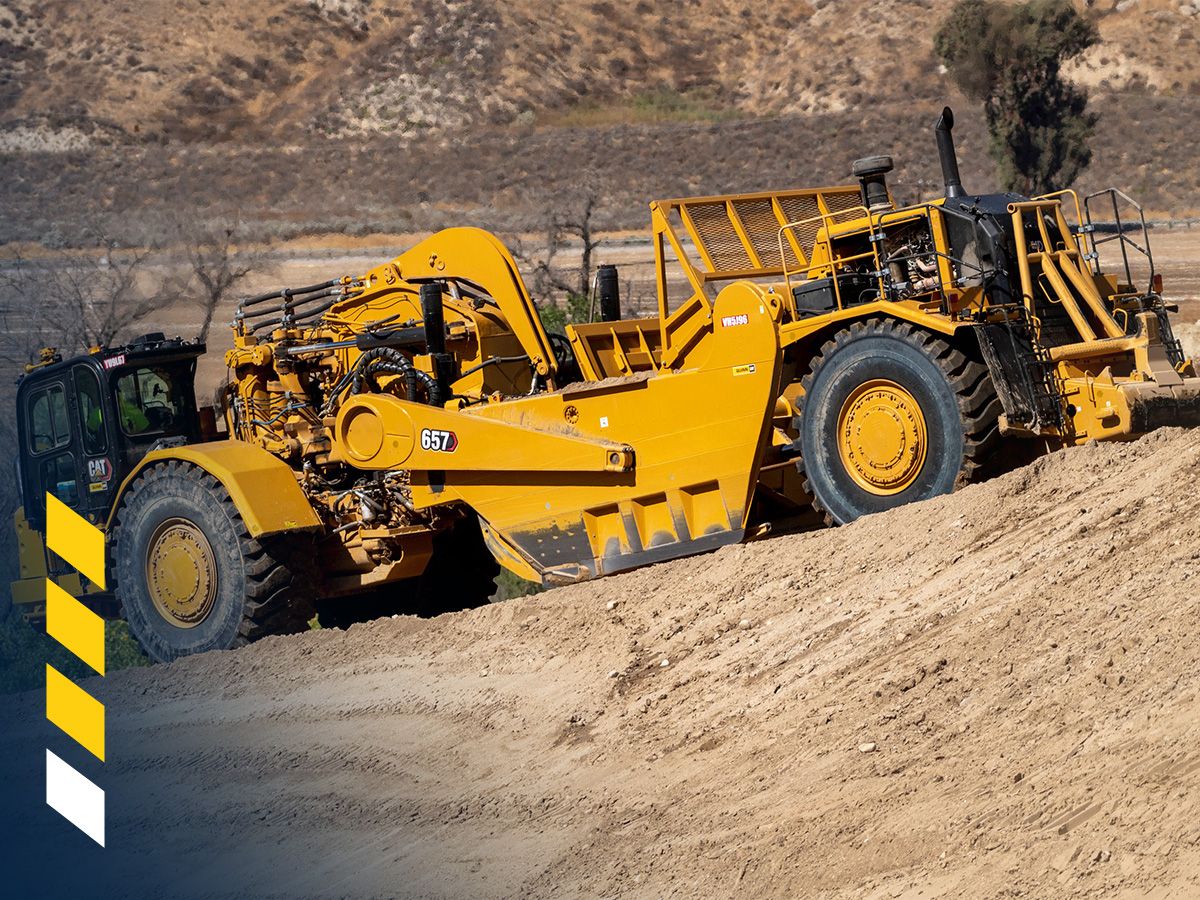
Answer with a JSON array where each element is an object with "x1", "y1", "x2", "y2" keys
[
  {"x1": 0, "y1": 2, "x2": 1195, "y2": 246},
  {"x1": 1, "y1": 91, "x2": 1198, "y2": 251},
  {"x1": 1, "y1": 0, "x2": 1196, "y2": 143},
  {"x1": 538, "y1": 89, "x2": 741, "y2": 128}
]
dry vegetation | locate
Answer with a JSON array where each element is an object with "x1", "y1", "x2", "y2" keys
[
  {"x1": 2, "y1": 1, "x2": 1197, "y2": 141},
  {"x1": 0, "y1": 218, "x2": 266, "y2": 601},
  {"x1": 1, "y1": 90, "x2": 1199, "y2": 251},
  {"x1": 0, "y1": 1, "x2": 1196, "y2": 249}
]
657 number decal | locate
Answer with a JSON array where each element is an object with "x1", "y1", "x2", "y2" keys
[{"x1": 420, "y1": 428, "x2": 458, "y2": 452}]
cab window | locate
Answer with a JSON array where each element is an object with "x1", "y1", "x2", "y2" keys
[
  {"x1": 115, "y1": 367, "x2": 185, "y2": 436},
  {"x1": 27, "y1": 384, "x2": 71, "y2": 454},
  {"x1": 74, "y1": 367, "x2": 107, "y2": 456},
  {"x1": 40, "y1": 453, "x2": 79, "y2": 506}
]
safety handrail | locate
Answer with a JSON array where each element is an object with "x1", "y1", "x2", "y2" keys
[
  {"x1": 1082, "y1": 188, "x2": 1155, "y2": 296},
  {"x1": 777, "y1": 203, "x2": 871, "y2": 291},
  {"x1": 1033, "y1": 189, "x2": 1085, "y2": 230}
]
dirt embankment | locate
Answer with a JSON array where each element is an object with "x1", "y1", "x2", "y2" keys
[{"x1": 5, "y1": 428, "x2": 1200, "y2": 898}]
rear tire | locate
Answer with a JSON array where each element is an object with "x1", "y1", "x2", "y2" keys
[
  {"x1": 797, "y1": 319, "x2": 1000, "y2": 525},
  {"x1": 112, "y1": 461, "x2": 315, "y2": 663}
]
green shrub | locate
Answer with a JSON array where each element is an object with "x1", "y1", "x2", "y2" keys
[
  {"x1": 493, "y1": 568, "x2": 543, "y2": 601},
  {"x1": 0, "y1": 609, "x2": 148, "y2": 695},
  {"x1": 537, "y1": 291, "x2": 591, "y2": 334}
]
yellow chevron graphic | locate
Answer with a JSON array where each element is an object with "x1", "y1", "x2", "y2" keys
[
  {"x1": 43, "y1": 492, "x2": 108, "y2": 845},
  {"x1": 46, "y1": 493, "x2": 106, "y2": 590},
  {"x1": 46, "y1": 580, "x2": 105, "y2": 676},
  {"x1": 46, "y1": 664, "x2": 105, "y2": 762}
]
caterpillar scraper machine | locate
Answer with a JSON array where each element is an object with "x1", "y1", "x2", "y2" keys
[{"x1": 11, "y1": 107, "x2": 1200, "y2": 661}]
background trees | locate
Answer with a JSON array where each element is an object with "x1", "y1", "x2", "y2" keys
[{"x1": 935, "y1": 0, "x2": 1099, "y2": 195}]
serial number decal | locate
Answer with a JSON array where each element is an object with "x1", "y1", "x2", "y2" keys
[
  {"x1": 102, "y1": 353, "x2": 126, "y2": 370},
  {"x1": 721, "y1": 314, "x2": 749, "y2": 328},
  {"x1": 420, "y1": 428, "x2": 459, "y2": 452}
]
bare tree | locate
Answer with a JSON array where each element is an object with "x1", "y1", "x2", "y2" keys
[
  {"x1": 0, "y1": 241, "x2": 168, "y2": 354},
  {"x1": 555, "y1": 193, "x2": 601, "y2": 302},
  {"x1": 0, "y1": 236, "x2": 171, "y2": 600},
  {"x1": 511, "y1": 191, "x2": 602, "y2": 307},
  {"x1": 175, "y1": 216, "x2": 267, "y2": 342}
]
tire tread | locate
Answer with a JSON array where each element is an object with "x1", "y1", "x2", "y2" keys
[
  {"x1": 796, "y1": 319, "x2": 1001, "y2": 525},
  {"x1": 111, "y1": 461, "x2": 314, "y2": 661}
]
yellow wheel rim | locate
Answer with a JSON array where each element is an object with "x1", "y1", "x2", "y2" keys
[
  {"x1": 146, "y1": 517, "x2": 217, "y2": 628},
  {"x1": 836, "y1": 378, "x2": 928, "y2": 495}
]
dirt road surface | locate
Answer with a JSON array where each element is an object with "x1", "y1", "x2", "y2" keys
[{"x1": 4, "y1": 427, "x2": 1200, "y2": 898}]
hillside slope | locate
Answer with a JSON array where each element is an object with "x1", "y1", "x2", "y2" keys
[
  {"x1": 1, "y1": 0, "x2": 1197, "y2": 143},
  {"x1": 2, "y1": 0, "x2": 1198, "y2": 246},
  {"x1": 4, "y1": 427, "x2": 1200, "y2": 898}
]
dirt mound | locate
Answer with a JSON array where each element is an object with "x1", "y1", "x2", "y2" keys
[{"x1": 5, "y1": 428, "x2": 1200, "y2": 897}]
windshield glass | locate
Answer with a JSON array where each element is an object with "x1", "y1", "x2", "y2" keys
[{"x1": 114, "y1": 366, "x2": 189, "y2": 437}]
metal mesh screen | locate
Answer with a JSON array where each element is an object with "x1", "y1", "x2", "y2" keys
[
  {"x1": 731, "y1": 197, "x2": 794, "y2": 269},
  {"x1": 685, "y1": 201, "x2": 753, "y2": 271}
]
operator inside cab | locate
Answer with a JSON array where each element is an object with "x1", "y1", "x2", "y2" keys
[{"x1": 115, "y1": 366, "x2": 181, "y2": 435}]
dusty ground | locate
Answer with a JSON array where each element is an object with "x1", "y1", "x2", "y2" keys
[{"x1": 4, "y1": 426, "x2": 1200, "y2": 898}]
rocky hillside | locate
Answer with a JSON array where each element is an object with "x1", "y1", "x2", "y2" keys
[
  {"x1": 1, "y1": 0, "x2": 1196, "y2": 145},
  {"x1": 1, "y1": 1, "x2": 1197, "y2": 246}
]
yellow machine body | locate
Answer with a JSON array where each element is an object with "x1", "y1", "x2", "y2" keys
[
  {"x1": 11, "y1": 506, "x2": 90, "y2": 619},
  {"x1": 107, "y1": 441, "x2": 324, "y2": 537},
  {"x1": 334, "y1": 280, "x2": 780, "y2": 583},
  {"x1": 613, "y1": 182, "x2": 1200, "y2": 453},
  {"x1": 205, "y1": 224, "x2": 787, "y2": 594},
  {"x1": 13, "y1": 108, "x2": 1200, "y2": 645}
]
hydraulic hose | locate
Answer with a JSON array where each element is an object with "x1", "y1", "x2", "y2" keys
[{"x1": 350, "y1": 347, "x2": 442, "y2": 406}]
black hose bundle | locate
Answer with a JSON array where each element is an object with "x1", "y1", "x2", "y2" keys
[{"x1": 349, "y1": 347, "x2": 442, "y2": 406}]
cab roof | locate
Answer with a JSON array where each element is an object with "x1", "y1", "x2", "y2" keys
[{"x1": 20, "y1": 333, "x2": 205, "y2": 386}]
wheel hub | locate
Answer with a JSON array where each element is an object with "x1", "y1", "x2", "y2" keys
[
  {"x1": 145, "y1": 517, "x2": 217, "y2": 628},
  {"x1": 836, "y1": 378, "x2": 928, "y2": 495}
]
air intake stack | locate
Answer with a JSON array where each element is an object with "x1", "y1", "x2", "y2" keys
[{"x1": 851, "y1": 155, "x2": 895, "y2": 212}]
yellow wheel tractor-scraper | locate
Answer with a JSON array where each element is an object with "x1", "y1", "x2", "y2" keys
[{"x1": 12, "y1": 107, "x2": 1200, "y2": 661}]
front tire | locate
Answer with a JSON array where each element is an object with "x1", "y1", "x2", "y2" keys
[
  {"x1": 797, "y1": 320, "x2": 1000, "y2": 525},
  {"x1": 113, "y1": 461, "x2": 314, "y2": 663}
]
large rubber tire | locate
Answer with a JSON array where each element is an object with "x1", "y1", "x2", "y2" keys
[
  {"x1": 112, "y1": 461, "x2": 315, "y2": 663},
  {"x1": 797, "y1": 319, "x2": 1000, "y2": 525}
]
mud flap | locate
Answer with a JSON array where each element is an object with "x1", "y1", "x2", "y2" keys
[{"x1": 975, "y1": 322, "x2": 1062, "y2": 432}]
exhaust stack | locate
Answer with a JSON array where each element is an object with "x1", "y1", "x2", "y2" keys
[
  {"x1": 935, "y1": 106, "x2": 965, "y2": 199},
  {"x1": 420, "y1": 281, "x2": 453, "y2": 398}
]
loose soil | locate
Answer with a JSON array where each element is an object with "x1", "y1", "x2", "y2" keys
[{"x1": 4, "y1": 427, "x2": 1200, "y2": 898}]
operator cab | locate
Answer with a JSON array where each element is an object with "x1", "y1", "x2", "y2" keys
[{"x1": 15, "y1": 333, "x2": 205, "y2": 530}]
